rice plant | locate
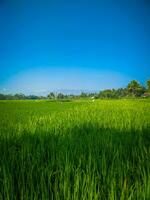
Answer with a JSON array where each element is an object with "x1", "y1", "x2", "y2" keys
[{"x1": 0, "y1": 99, "x2": 150, "y2": 199}]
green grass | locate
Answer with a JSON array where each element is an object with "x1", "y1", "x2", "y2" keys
[{"x1": 0, "y1": 99, "x2": 150, "y2": 199}]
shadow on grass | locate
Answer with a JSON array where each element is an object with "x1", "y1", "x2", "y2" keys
[{"x1": 0, "y1": 125, "x2": 150, "y2": 199}]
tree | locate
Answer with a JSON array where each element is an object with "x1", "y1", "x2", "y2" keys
[
  {"x1": 127, "y1": 80, "x2": 145, "y2": 97},
  {"x1": 80, "y1": 92, "x2": 88, "y2": 98},
  {"x1": 14, "y1": 93, "x2": 26, "y2": 100},
  {"x1": 0, "y1": 94, "x2": 6, "y2": 100},
  {"x1": 27, "y1": 95, "x2": 39, "y2": 99},
  {"x1": 47, "y1": 92, "x2": 55, "y2": 99},
  {"x1": 98, "y1": 90, "x2": 112, "y2": 98},
  {"x1": 147, "y1": 79, "x2": 150, "y2": 92},
  {"x1": 57, "y1": 93, "x2": 64, "y2": 99}
]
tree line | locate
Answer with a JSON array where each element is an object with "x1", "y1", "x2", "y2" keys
[{"x1": 0, "y1": 79, "x2": 150, "y2": 100}]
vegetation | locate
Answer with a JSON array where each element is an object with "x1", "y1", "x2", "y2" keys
[
  {"x1": 127, "y1": 80, "x2": 145, "y2": 97},
  {"x1": 0, "y1": 79, "x2": 150, "y2": 100},
  {"x1": 0, "y1": 99, "x2": 150, "y2": 199},
  {"x1": 0, "y1": 93, "x2": 47, "y2": 100},
  {"x1": 147, "y1": 79, "x2": 150, "y2": 92}
]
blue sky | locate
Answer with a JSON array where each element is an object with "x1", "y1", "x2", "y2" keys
[{"x1": 0, "y1": 0, "x2": 150, "y2": 94}]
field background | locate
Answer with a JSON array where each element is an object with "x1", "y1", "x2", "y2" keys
[{"x1": 0, "y1": 99, "x2": 150, "y2": 199}]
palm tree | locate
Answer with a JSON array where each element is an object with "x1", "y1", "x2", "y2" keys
[{"x1": 127, "y1": 80, "x2": 145, "y2": 97}]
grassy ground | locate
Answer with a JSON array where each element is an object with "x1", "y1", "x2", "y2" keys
[{"x1": 0, "y1": 99, "x2": 150, "y2": 199}]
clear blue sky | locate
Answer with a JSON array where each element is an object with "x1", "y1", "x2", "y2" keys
[{"x1": 0, "y1": 0, "x2": 150, "y2": 94}]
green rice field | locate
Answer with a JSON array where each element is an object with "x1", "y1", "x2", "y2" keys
[{"x1": 0, "y1": 99, "x2": 150, "y2": 199}]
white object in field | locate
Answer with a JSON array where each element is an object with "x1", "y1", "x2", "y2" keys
[{"x1": 91, "y1": 96, "x2": 95, "y2": 102}]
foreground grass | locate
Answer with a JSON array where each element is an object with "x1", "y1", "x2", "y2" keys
[{"x1": 0, "y1": 99, "x2": 150, "y2": 199}]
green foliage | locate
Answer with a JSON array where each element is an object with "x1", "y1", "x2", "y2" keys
[
  {"x1": 1, "y1": 79, "x2": 150, "y2": 100},
  {"x1": 127, "y1": 80, "x2": 145, "y2": 97},
  {"x1": 0, "y1": 99, "x2": 150, "y2": 199},
  {"x1": 0, "y1": 94, "x2": 46, "y2": 100},
  {"x1": 47, "y1": 92, "x2": 55, "y2": 99},
  {"x1": 147, "y1": 79, "x2": 150, "y2": 92},
  {"x1": 98, "y1": 88, "x2": 128, "y2": 98},
  {"x1": 57, "y1": 93, "x2": 65, "y2": 99},
  {"x1": 80, "y1": 92, "x2": 88, "y2": 98}
]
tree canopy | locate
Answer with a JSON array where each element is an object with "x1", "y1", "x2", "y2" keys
[{"x1": 0, "y1": 79, "x2": 150, "y2": 100}]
